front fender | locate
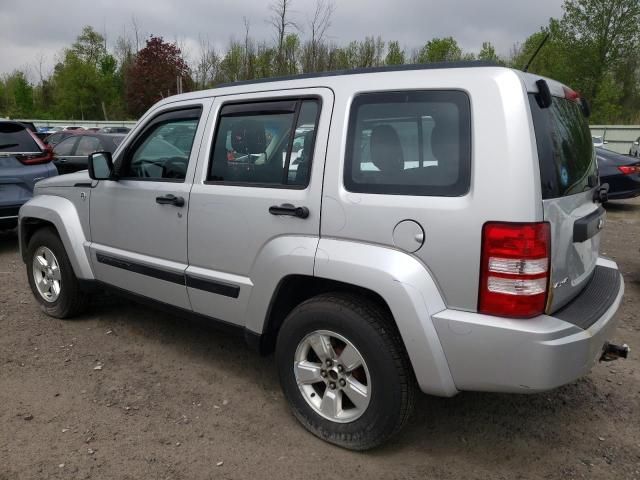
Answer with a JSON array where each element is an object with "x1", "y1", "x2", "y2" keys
[
  {"x1": 19, "y1": 195, "x2": 94, "y2": 280},
  {"x1": 314, "y1": 238, "x2": 458, "y2": 397}
]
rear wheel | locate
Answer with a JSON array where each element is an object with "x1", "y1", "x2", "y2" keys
[
  {"x1": 276, "y1": 292, "x2": 416, "y2": 450},
  {"x1": 26, "y1": 228, "x2": 87, "y2": 318}
]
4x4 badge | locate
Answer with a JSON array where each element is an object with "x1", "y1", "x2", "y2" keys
[
  {"x1": 80, "y1": 192, "x2": 87, "y2": 201},
  {"x1": 553, "y1": 277, "x2": 569, "y2": 289}
]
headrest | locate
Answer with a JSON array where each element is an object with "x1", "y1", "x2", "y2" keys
[
  {"x1": 370, "y1": 124, "x2": 404, "y2": 173},
  {"x1": 431, "y1": 118, "x2": 459, "y2": 163},
  {"x1": 302, "y1": 130, "x2": 315, "y2": 159},
  {"x1": 231, "y1": 119, "x2": 266, "y2": 154}
]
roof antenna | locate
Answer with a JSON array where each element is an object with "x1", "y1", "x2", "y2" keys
[{"x1": 523, "y1": 33, "x2": 550, "y2": 72}]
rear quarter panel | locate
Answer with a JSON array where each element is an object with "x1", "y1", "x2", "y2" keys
[{"x1": 321, "y1": 67, "x2": 543, "y2": 311}]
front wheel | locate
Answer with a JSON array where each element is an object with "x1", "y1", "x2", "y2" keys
[
  {"x1": 26, "y1": 228, "x2": 87, "y2": 318},
  {"x1": 276, "y1": 293, "x2": 416, "y2": 450}
]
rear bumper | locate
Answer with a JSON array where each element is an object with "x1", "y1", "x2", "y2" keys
[
  {"x1": 602, "y1": 173, "x2": 640, "y2": 199},
  {"x1": 432, "y1": 257, "x2": 624, "y2": 393}
]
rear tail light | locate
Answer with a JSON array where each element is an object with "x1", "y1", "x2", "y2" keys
[
  {"x1": 16, "y1": 130, "x2": 53, "y2": 165},
  {"x1": 16, "y1": 149, "x2": 54, "y2": 165},
  {"x1": 479, "y1": 222, "x2": 551, "y2": 318},
  {"x1": 618, "y1": 165, "x2": 640, "y2": 175}
]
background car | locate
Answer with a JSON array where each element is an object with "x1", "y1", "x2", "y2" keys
[
  {"x1": 596, "y1": 146, "x2": 640, "y2": 200},
  {"x1": 0, "y1": 121, "x2": 57, "y2": 229},
  {"x1": 628, "y1": 136, "x2": 640, "y2": 157},
  {"x1": 592, "y1": 135, "x2": 607, "y2": 148},
  {"x1": 99, "y1": 126, "x2": 131, "y2": 134},
  {"x1": 52, "y1": 132, "x2": 125, "y2": 174}
]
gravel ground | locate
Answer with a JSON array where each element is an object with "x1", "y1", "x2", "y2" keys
[{"x1": 1, "y1": 198, "x2": 639, "y2": 480}]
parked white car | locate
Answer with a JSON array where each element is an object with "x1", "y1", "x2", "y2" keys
[{"x1": 629, "y1": 136, "x2": 640, "y2": 157}]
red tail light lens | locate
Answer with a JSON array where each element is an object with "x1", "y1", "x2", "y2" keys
[
  {"x1": 479, "y1": 222, "x2": 551, "y2": 318},
  {"x1": 16, "y1": 149, "x2": 53, "y2": 165},
  {"x1": 16, "y1": 131, "x2": 53, "y2": 165},
  {"x1": 618, "y1": 165, "x2": 640, "y2": 175}
]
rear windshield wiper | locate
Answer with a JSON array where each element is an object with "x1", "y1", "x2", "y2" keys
[{"x1": 0, "y1": 143, "x2": 20, "y2": 149}]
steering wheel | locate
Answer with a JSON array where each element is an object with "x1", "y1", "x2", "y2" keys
[{"x1": 162, "y1": 156, "x2": 188, "y2": 179}]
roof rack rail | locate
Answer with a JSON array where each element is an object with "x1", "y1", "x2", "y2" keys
[{"x1": 215, "y1": 60, "x2": 501, "y2": 88}]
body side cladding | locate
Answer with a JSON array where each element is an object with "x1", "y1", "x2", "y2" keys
[{"x1": 96, "y1": 252, "x2": 241, "y2": 298}]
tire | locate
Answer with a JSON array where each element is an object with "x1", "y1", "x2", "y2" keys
[
  {"x1": 26, "y1": 227, "x2": 87, "y2": 318},
  {"x1": 276, "y1": 292, "x2": 416, "y2": 450}
]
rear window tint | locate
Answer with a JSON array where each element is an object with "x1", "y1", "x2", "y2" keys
[
  {"x1": 344, "y1": 90, "x2": 471, "y2": 196},
  {"x1": 529, "y1": 94, "x2": 596, "y2": 198},
  {"x1": 0, "y1": 124, "x2": 40, "y2": 152}
]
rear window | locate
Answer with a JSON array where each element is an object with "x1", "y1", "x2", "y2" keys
[
  {"x1": 0, "y1": 124, "x2": 40, "y2": 152},
  {"x1": 529, "y1": 94, "x2": 596, "y2": 199},
  {"x1": 344, "y1": 90, "x2": 471, "y2": 196}
]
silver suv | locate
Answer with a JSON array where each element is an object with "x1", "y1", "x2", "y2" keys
[{"x1": 18, "y1": 63, "x2": 627, "y2": 450}]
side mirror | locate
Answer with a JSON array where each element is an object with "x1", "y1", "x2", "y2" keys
[
  {"x1": 603, "y1": 140, "x2": 609, "y2": 144},
  {"x1": 88, "y1": 151, "x2": 115, "y2": 180}
]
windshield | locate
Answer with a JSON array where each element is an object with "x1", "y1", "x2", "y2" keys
[{"x1": 0, "y1": 124, "x2": 40, "y2": 152}]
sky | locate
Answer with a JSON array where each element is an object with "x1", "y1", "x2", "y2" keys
[{"x1": 0, "y1": 0, "x2": 565, "y2": 80}]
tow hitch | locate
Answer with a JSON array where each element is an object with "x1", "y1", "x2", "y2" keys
[{"x1": 600, "y1": 342, "x2": 630, "y2": 362}]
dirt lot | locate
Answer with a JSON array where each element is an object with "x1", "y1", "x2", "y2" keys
[{"x1": 1, "y1": 199, "x2": 639, "y2": 480}]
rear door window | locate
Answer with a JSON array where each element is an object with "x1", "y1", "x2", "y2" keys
[
  {"x1": 53, "y1": 137, "x2": 78, "y2": 156},
  {"x1": 0, "y1": 124, "x2": 40, "y2": 152},
  {"x1": 208, "y1": 98, "x2": 320, "y2": 187},
  {"x1": 75, "y1": 136, "x2": 102, "y2": 156},
  {"x1": 344, "y1": 90, "x2": 471, "y2": 196},
  {"x1": 529, "y1": 95, "x2": 596, "y2": 198}
]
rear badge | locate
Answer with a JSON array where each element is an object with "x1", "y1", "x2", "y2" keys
[{"x1": 553, "y1": 277, "x2": 569, "y2": 289}]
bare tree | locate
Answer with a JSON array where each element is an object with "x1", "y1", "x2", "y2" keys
[
  {"x1": 243, "y1": 17, "x2": 253, "y2": 79},
  {"x1": 195, "y1": 35, "x2": 220, "y2": 88},
  {"x1": 131, "y1": 15, "x2": 141, "y2": 52},
  {"x1": 307, "y1": 0, "x2": 334, "y2": 71},
  {"x1": 268, "y1": 0, "x2": 298, "y2": 73}
]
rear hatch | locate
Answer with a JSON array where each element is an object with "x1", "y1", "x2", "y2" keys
[
  {"x1": 528, "y1": 86, "x2": 602, "y2": 312},
  {"x1": 0, "y1": 123, "x2": 55, "y2": 206}
]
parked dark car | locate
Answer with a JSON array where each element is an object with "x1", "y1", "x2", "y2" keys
[
  {"x1": 0, "y1": 121, "x2": 57, "y2": 229},
  {"x1": 99, "y1": 126, "x2": 131, "y2": 134},
  {"x1": 596, "y1": 147, "x2": 640, "y2": 200},
  {"x1": 52, "y1": 132, "x2": 125, "y2": 174},
  {"x1": 44, "y1": 131, "x2": 77, "y2": 147}
]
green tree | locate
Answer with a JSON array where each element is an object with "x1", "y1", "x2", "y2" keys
[
  {"x1": 417, "y1": 37, "x2": 462, "y2": 63},
  {"x1": 51, "y1": 26, "x2": 123, "y2": 119},
  {"x1": 0, "y1": 71, "x2": 34, "y2": 118},
  {"x1": 478, "y1": 41, "x2": 500, "y2": 63},
  {"x1": 561, "y1": 0, "x2": 640, "y2": 101},
  {"x1": 385, "y1": 41, "x2": 405, "y2": 65}
]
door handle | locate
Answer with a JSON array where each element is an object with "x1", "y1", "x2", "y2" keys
[
  {"x1": 156, "y1": 194, "x2": 185, "y2": 207},
  {"x1": 269, "y1": 203, "x2": 309, "y2": 219}
]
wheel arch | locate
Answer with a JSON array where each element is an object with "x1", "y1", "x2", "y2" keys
[
  {"x1": 257, "y1": 274, "x2": 394, "y2": 355},
  {"x1": 255, "y1": 238, "x2": 458, "y2": 397},
  {"x1": 19, "y1": 196, "x2": 94, "y2": 280}
]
